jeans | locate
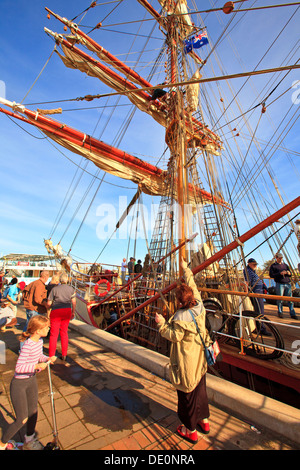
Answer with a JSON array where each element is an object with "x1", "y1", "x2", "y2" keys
[
  {"x1": 23, "y1": 309, "x2": 38, "y2": 332},
  {"x1": 275, "y1": 283, "x2": 296, "y2": 317}
]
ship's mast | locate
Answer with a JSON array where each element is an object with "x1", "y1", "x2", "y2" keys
[{"x1": 166, "y1": 2, "x2": 188, "y2": 276}]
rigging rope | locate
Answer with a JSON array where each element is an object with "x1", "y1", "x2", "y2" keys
[
  {"x1": 212, "y1": 4, "x2": 300, "y2": 130},
  {"x1": 68, "y1": 173, "x2": 106, "y2": 254},
  {"x1": 232, "y1": 104, "x2": 300, "y2": 207},
  {"x1": 95, "y1": 2, "x2": 300, "y2": 28},
  {"x1": 20, "y1": 48, "x2": 56, "y2": 104}
]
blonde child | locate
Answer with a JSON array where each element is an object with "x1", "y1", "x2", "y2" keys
[{"x1": 0, "y1": 315, "x2": 56, "y2": 450}]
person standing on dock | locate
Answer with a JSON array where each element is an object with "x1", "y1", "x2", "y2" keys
[
  {"x1": 0, "y1": 315, "x2": 56, "y2": 450},
  {"x1": 269, "y1": 253, "x2": 297, "y2": 319},
  {"x1": 155, "y1": 258, "x2": 210, "y2": 444},
  {"x1": 3, "y1": 278, "x2": 21, "y2": 316},
  {"x1": 47, "y1": 273, "x2": 76, "y2": 361},
  {"x1": 22, "y1": 271, "x2": 49, "y2": 331}
]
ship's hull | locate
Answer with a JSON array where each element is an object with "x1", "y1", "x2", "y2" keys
[{"x1": 74, "y1": 289, "x2": 300, "y2": 408}]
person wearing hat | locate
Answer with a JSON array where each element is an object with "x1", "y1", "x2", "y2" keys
[
  {"x1": 244, "y1": 258, "x2": 271, "y2": 335},
  {"x1": 269, "y1": 253, "x2": 297, "y2": 319},
  {"x1": 134, "y1": 259, "x2": 143, "y2": 274}
]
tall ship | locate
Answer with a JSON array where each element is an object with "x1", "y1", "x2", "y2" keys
[{"x1": 1, "y1": 1, "x2": 299, "y2": 407}]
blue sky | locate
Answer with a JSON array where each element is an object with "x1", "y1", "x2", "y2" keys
[{"x1": 0, "y1": 0, "x2": 299, "y2": 269}]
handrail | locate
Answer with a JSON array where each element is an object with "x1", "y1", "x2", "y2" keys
[
  {"x1": 207, "y1": 311, "x2": 300, "y2": 358},
  {"x1": 197, "y1": 286, "x2": 300, "y2": 302},
  {"x1": 70, "y1": 262, "x2": 119, "y2": 280}
]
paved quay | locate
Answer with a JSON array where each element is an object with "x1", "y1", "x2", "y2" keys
[{"x1": 0, "y1": 306, "x2": 299, "y2": 451}]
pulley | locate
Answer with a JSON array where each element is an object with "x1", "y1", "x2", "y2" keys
[{"x1": 223, "y1": 2, "x2": 235, "y2": 14}]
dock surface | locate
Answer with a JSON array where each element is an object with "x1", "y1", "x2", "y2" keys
[{"x1": 0, "y1": 306, "x2": 299, "y2": 451}]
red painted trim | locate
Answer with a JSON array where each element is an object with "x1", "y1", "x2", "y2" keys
[
  {"x1": 0, "y1": 106, "x2": 227, "y2": 205},
  {"x1": 220, "y1": 351, "x2": 300, "y2": 393},
  {"x1": 75, "y1": 295, "x2": 98, "y2": 328}
]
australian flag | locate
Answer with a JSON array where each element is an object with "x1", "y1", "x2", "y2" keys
[{"x1": 184, "y1": 30, "x2": 208, "y2": 54}]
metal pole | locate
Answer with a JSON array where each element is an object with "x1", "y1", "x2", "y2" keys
[{"x1": 47, "y1": 363, "x2": 58, "y2": 446}]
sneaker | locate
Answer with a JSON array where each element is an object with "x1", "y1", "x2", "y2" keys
[
  {"x1": 23, "y1": 436, "x2": 43, "y2": 450},
  {"x1": 5, "y1": 440, "x2": 21, "y2": 450},
  {"x1": 176, "y1": 425, "x2": 198, "y2": 443}
]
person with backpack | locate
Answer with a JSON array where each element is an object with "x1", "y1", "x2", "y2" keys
[{"x1": 23, "y1": 271, "x2": 49, "y2": 331}]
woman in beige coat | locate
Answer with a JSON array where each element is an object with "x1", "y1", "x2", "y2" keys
[{"x1": 155, "y1": 258, "x2": 211, "y2": 444}]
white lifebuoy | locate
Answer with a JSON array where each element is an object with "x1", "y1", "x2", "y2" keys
[{"x1": 94, "y1": 279, "x2": 111, "y2": 297}]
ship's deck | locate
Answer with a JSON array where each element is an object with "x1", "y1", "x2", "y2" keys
[{"x1": 213, "y1": 302, "x2": 300, "y2": 403}]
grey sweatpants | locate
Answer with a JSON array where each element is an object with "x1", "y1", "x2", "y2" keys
[{"x1": 2, "y1": 376, "x2": 38, "y2": 444}]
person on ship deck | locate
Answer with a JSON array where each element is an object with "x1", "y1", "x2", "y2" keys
[{"x1": 269, "y1": 253, "x2": 297, "y2": 319}]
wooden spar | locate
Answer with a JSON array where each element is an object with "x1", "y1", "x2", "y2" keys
[
  {"x1": 45, "y1": 8, "x2": 153, "y2": 90},
  {"x1": 105, "y1": 195, "x2": 300, "y2": 330},
  {"x1": 44, "y1": 28, "x2": 221, "y2": 150},
  {"x1": 44, "y1": 29, "x2": 151, "y2": 102},
  {"x1": 0, "y1": 103, "x2": 228, "y2": 207},
  {"x1": 137, "y1": 0, "x2": 165, "y2": 25},
  {"x1": 0, "y1": 104, "x2": 162, "y2": 177},
  {"x1": 197, "y1": 286, "x2": 300, "y2": 302}
]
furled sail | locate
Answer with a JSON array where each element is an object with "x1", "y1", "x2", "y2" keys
[
  {"x1": 46, "y1": 29, "x2": 167, "y2": 127},
  {"x1": 44, "y1": 27, "x2": 222, "y2": 156},
  {"x1": 0, "y1": 98, "x2": 229, "y2": 209},
  {"x1": 158, "y1": 0, "x2": 195, "y2": 35},
  {"x1": 186, "y1": 70, "x2": 201, "y2": 111}
]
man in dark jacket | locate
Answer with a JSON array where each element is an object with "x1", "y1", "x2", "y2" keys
[
  {"x1": 269, "y1": 253, "x2": 297, "y2": 319},
  {"x1": 127, "y1": 257, "x2": 135, "y2": 279}
]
